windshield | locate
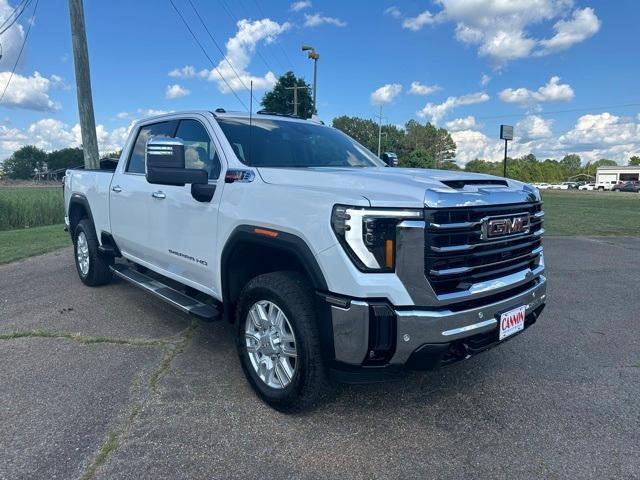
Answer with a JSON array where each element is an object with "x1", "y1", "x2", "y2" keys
[{"x1": 216, "y1": 117, "x2": 385, "y2": 168}]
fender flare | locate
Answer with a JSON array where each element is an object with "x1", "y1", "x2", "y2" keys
[
  {"x1": 68, "y1": 193, "x2": 96, "y2": 234},
  {"x1": 220, "y1": 225, "x2": 328, "y2": 307}
]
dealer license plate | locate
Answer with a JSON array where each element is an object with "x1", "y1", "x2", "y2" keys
[{"x1": 498, "y1": 305, "x2": 526, "y2": 341}]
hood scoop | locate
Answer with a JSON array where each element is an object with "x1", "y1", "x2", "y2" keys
[{"x1": 440, "y1": 179, "x2": 508, "y2": 190}]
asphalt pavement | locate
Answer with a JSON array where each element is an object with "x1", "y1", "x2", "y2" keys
[{"x1": 0, "y1": 237, "x2": 638, "y2": 479}]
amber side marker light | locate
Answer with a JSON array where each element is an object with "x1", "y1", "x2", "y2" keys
[
  {"x1": 385, "y1": 239, "x2": 394, "y2": 269},
  {"x1": 254, "y1": 228, "x2": 279, "y2": 238}
]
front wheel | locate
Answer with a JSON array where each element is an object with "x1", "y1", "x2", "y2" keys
[{"x1": 235, "y1": 271, "x2": 329, "y2": 412}]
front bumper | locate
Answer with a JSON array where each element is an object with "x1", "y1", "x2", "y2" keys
[{"x1": 326, "y1": 275, "x2": 546, "y2": 382}]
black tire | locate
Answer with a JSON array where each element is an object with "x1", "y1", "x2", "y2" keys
[
  {"x1": 73, "y1": 219, "x2": 113, "y2": 286},
  {"x1": 235, "y1": 271, "x2": 330, "y2": 413}
]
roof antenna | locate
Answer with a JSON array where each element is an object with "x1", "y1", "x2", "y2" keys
[{"x1": 249, "y1": 80, "x2": 253, "y2": 165}]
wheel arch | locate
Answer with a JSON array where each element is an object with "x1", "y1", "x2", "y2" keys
[
  {"x1": 220, "y1": 225, "x2": 328, "y2": 322},
  {"x1": 68, "y1": 194, "x2": 96, "y2": 239}
]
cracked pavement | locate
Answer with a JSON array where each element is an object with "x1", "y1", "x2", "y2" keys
[{"x1": 0, "y1": 238, "x2": 639, "y2": 479}]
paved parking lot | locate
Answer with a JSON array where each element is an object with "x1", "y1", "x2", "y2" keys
[{"x1": 1, "y1": 237, "x2": 639, "y2": 480}]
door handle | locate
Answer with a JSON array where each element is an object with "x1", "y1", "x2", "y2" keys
[
  {"x1": 111, "y1": 185, "x2": 122, "y2": 193},
  {"x1": 151, "y1": 191, "x2": 166, "y2": 199}
]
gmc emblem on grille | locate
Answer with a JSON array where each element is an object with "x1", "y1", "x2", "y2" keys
[{"x1": 482, "y1": 213, "x2": 530, "y2": 239}]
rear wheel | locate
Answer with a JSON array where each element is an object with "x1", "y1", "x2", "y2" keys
[
  {"x1": 235, "y1": 271, "x2": 329, "y2": 412},
  {"x1": 73, "y1": 219, "x2": 113, "y2": 286}
]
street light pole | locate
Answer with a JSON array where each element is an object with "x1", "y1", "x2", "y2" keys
[
  {"x1": 503, "y1": 139, "x2": 508, "y2": 177},
  {"x1": 302, "y1": 45, "x2": 319, "y2": 114},
  {"x1": 376, "y1": 105, "x2": 383, "y2": 158}
]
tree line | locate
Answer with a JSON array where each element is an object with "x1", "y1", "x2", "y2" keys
[
  {"x1": 0, "y1": 145, "x2": 121, "y2": 180},
  {"x1": 331, "y1": 114, "x2": 637, "y2": 183}
]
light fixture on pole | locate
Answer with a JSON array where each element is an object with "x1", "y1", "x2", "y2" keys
[
  {"x1": 301, "y1": 45, "x2": 319, "y2": 114},
  {"x1": 500, "y1": 124, "x2": 513, "y2": 177}
]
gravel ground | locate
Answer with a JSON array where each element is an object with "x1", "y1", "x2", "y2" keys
[{"x1": 0, "y1": 237, "x2": 638, "y2": 480}]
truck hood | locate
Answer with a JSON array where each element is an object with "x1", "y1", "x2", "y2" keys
[{"x1": 257, "y1": 167, "x2": 540, "y2": 208}]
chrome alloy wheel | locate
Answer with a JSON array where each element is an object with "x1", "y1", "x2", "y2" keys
[
  {"x1": 76, "y1": 231, "x2": 90, "y2": 276},
  {"x1": 245, "y1": 300, "x2": 297, "y2": 389}
]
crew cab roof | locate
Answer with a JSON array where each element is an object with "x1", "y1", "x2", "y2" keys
[{"x1": 134, "y1": 109, "x2": 323, "y2": 126}]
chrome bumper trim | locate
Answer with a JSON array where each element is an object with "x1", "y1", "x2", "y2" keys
[{"x1": 441, "y1": 318, "x2": 497, "y2": 336}]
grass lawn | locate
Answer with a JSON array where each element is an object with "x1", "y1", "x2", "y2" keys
[
  {"x1": 0, "y1": 224, "x2": 70, "y2": 265},
  {"x1": 542, "y1": 190, "x2": 640, "y2": 236}
]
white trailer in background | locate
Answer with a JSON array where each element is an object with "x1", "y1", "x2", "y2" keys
[{"x1": 596, "y1": 166, "x2": 640, "y2": 190}]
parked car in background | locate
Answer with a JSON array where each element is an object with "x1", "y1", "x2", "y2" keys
[
  {"x1": 562, "y1": 182, "x2": 578, "y2": 189},
  {"x1": 595, "y1": 180, "x2": 617, "y2": 191},
  {"x1": 534, "y1": 182, "x2": 551, "y2": 189},
  {"x1": 611, "y1": 181, "x2": 626, "y2": 192},
  {"x1": 579, "y1": 183, "x2": 596, "y2": 191},
  {"x1": 619, "y1": 181, "x2": 640, "y2": 193}
]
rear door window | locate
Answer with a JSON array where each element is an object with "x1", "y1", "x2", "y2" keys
[{"x1": 126, "y1": 121, "x2": 177, "y2": 174}]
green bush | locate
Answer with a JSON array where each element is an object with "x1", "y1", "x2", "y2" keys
[{"x1": 0, "y1": 187, "x2": 64, "y2": 231}]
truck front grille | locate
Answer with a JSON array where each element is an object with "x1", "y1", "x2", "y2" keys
[{"x1": 424, "y1": 202, "x2": 544, "y2": 296}]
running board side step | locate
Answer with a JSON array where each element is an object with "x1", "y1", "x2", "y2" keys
[{"x1": 109, "y1": 264, "x2": 220, "y2": 321}]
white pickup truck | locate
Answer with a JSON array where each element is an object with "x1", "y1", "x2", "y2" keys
[{"x1": 64, "y1": 110, "x2": 547, "y2": 411}]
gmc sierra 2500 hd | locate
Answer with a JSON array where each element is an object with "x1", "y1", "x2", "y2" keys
[{"x1": 64, "y1": 110, "x2": 546, "y2": 412}]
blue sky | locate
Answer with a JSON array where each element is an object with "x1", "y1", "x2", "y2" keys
[{"x1": 0, "y1": 0, "x2": 639, "y2": 164}]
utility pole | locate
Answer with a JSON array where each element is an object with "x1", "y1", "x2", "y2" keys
[
  {"x1": 69, "y1": 0, "x2": 100, "y2": 170},
  {"x1": 284, "y1": 85, "x2": 309, "y2": 116},
  {"x1": 375, "y1": 105, "x2": 384, "y2": 158}
]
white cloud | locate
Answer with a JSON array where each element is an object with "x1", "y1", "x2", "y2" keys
[
  {"x1": 384, "y1": 6, "x2": 402, "y2": 19},
  {"x1": 559, "y1": 113, "x2": 640, "y2": 150},
  {"x1": 0, "y1": 118, "x2": 136, "y2": 158},
  {"x1": 0, "y1": 72, "x2": 60, "y2": 111},
  {"x1": 450, "y1": 129, "x2": 504, "y2": 165},
  {"x1": 199, "y1": 19, "x2": 290, "y2": 94},
  {"x1": 538, "y1": 7, "x2": 601, "y2": 55},
  {"x1": 516, "y1": 115, "x2": 554, "y2": 140},
  {"x1": 165, "y1": 84, "x2": 190, "y2": 99},
  {"x1": 370, "y1": 84, "x2": 402, "y2": 106},
  {"x1": 390, "y1": 1, "x2": 601, "y2": 66},
  {"x1": 290, "y1": 0, "x2": 312, "y2": 11},
  {"x1": 402, "y1": 10, "x2": 436, "y2": 31},
  {"x1": 499, "y1": 76, "x2": 574, "y2": 106},
  {"x1": 418, "y1": 91, "x2": 489, "y2": 125},
  {"x1": 480, "y1": 74, "x2": 491, "y2": 87},
  {"x1": 0, "y1": 0, "x2": 26, "y2": 71},
  {"x1": 137, "y1": 108, "x2": 171, "y2": 117},
  {"x1": 168, "y1": 65, "x2": 196, "y2": 78},
  {"x1": 445, "y1": 116, "x2": 478, "y2": 132},
  {"x1": 449, "y1": 112, "x2": 640, "y2": 166},
  {"x1": 303, "y1": 13, "x2": 346, "y2": 27},
  {"x1": 408, "y1": 81, "x2": 441, "y2": 96},
  {"x1": 113, "y1": 109, "x2": 172, "y2": 121}
]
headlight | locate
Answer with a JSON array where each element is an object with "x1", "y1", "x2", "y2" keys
[{"x1": 331, "y1": 205, "x2": 423, "y2": 272}]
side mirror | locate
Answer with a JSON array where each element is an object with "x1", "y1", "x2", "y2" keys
[
  {"x1": 145, "y1": 137, "x2": 207, "y2": 187},
  {"x1": 381, "y1": 152, "x2": 398, "y2": 167}
]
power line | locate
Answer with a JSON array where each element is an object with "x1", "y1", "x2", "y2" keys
[
  {"x1": 216, "y1": 0, "x2": 278, "y2": 75},
  {"x1": 185, "y1": 0, "x2": 259, "y2": 106},
  {"x1": 0, "y1": 0, "x2": 31, "y2": 36},
  {"x1": 248, "y1": 0, "x2": 294, "y2": 71},
  {"x1": 0, "y1": 0, "x2": 38, "y2": 106},
  {"x1": 168, "y1": 0, "x2": 248, "y2": 110},
  {"x1": 477, "y1": 102, "x2": 640, "y2": 121}
]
